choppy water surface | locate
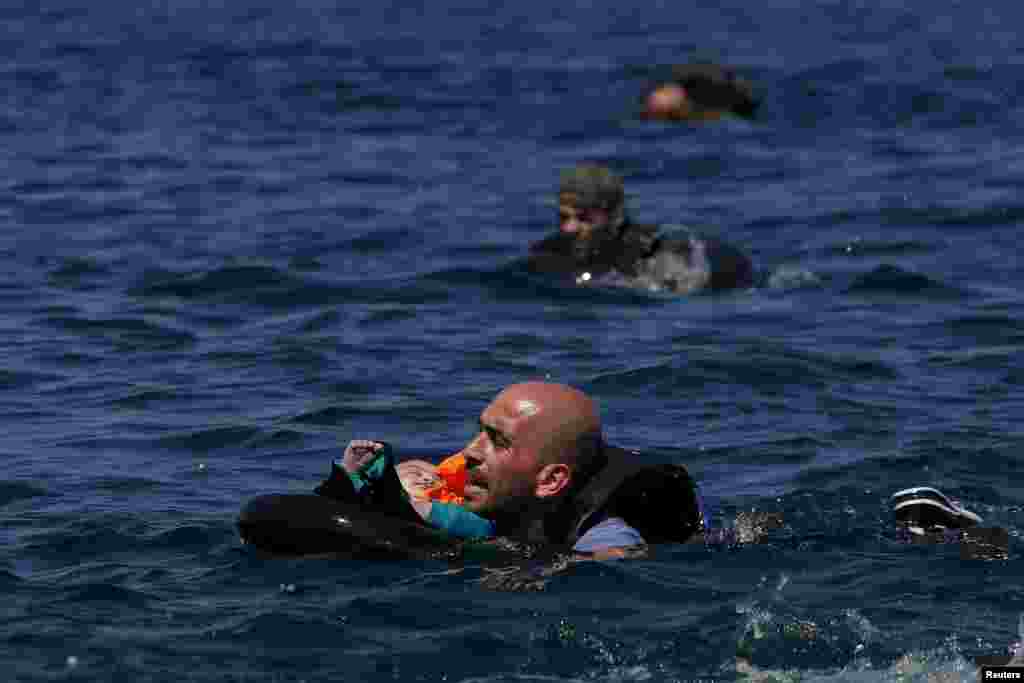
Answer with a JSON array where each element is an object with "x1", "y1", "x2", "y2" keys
[{"x1": 2, "y1": 1, "x2": 1023, "y2": 681}]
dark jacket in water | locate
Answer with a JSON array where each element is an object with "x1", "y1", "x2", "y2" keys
[
  {"x1": 527, "y1": 221, "x2": 754, "y2": 294},
  {"x1": 494, "y1": 444, "x2": 705, "y2": 550}
]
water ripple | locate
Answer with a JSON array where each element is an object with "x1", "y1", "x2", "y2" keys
[
  {"x1": 0, "y1": 480, "x2": 48, "y2": 507},
  {"x1": 845, "y1": 264, "x2": 965, "y2": 298},
  {"x1": 39, "y1": 315, "x2": 198, "y2": 352},
  {"x1": 155, "y1": 425, "x2": 262, "y2": 452}
]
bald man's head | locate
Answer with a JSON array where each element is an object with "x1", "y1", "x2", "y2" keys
[
  {"x1": 460, "y1": 382, "x2": 603, "y2": 516},
  {"x1": 494, "y1": 382, "x2": 600, "y2": 464}
]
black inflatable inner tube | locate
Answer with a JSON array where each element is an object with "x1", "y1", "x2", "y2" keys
[
  {"x1": 238, "y1": 446, "x2": 466, "y2": 559},
  {"x1": 237, "y1": 445, "x2": 705, "y2": 561},
  {"x1": 238, "y1": 493, "x2": 457, "y2": 559}
]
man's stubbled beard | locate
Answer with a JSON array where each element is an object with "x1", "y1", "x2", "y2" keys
[{"x1": 571, "y1": 207, "x2": 626, "y2": 264}]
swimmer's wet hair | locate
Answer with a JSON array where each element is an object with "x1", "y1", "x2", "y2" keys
[
  {"x1": 669, "y1": 63, "x2": 759, "y2": 118},
  {"x1": 559, "y1": 164, "x2": 625, "y2": 211}
]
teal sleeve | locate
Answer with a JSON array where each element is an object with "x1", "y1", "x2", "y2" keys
[
  {"x1": 332, "y1": 449, "x2": 395, "y2": 498},
  {"x1": 427, "y1": 502, "x2": 496, "y2": 539}
]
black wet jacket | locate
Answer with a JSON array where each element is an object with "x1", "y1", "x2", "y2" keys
[
  {"x1": 527, "y1": 221, "x2": 754, "y2": 293},
  {"x1": 495, "y1": 444, "x2": 704, "y2": 550}
]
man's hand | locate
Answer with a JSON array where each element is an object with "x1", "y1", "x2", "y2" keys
[{"x1": 341, "y1": 439, "x2": 384, "y2": 474}]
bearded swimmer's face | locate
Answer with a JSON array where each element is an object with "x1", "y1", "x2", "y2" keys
[
  {"x1": 460, "y1": 383, "x2": 590, "y2": 518},
  {"x1": 556, "y1": 164, "x2": 625, "y2": 246},
  {"x1": 460, "y1": 393, "x2": 544, "y2": 516},
  {"x1": 559, "y1": 198, "x2": 612, "y2": 238}
]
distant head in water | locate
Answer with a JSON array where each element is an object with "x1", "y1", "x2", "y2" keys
[
  {"x1": 642, "y1": 63, "x2": 759, "y2": 122},
  {"x1": 644, "y1": 83, "x2": 696, "y2": 120},
  {"x1": 558, "y1": 164, "x2": 628, "y2": 257}
]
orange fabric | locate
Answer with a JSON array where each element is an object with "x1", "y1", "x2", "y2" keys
[{"x1": 425, "y1": 453, "x2": 467, "y2": 505}]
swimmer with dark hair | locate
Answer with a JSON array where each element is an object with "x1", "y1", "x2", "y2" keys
[
  {"x1": 642, "y1": 63, "x2": 759, "y2": 122},
  {"x1": 527, "y1": 164, "x2": 755, "y2": 294}
]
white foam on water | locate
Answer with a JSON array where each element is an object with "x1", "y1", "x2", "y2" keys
[
  {"x1": 766, "y1": 265, "x2": 823, "y2": 291},
  {"x1": 737, "y1": 648, "x2": 979, "y2": 683}
]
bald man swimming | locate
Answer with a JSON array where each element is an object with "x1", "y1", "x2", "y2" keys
[
  {"x1": 316, "y1": 382, "x2": 704, "y2": 558},
  {"x1": 315, "y1": 382, "x2": 995, "y2": 572}
]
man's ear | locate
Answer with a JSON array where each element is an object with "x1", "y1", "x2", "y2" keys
[{"x1": 535, "y1": 463, "x2": 572, "y2": 498}]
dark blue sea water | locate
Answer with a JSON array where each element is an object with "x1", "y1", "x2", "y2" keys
[{"x1": 3, "y1": 1, "x2": 1023, "y2": 681}]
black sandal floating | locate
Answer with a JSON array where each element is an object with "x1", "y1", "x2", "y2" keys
[{"x1": 890, "y1": 486, "x2": 982, "y2": 534}]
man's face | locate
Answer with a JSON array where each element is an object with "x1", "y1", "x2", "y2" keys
[
  {"x1": 460, "y1": 394, "x2": 545, "y2": 516},
  {"x1": 559, "y1": 201, "x2": 611, "y2": 238}
]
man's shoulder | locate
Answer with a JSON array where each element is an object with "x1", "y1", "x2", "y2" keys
[
  {"x1": 627, "y1": 223, "x2": 702, "y2": 260},
  {"x1": 694, "y1": 234, "x2": 755, "y2": 288},
  {"x1": 648, "y1": 229, "x2": 755, "y2": 289},
  {"x1": 526, "y1": 232, "x2": 577, "y2": 273},
  {"x1": 621, "y1": 222, "x2": 659, "y2": 247},
  {"x1": 529, "y1": 231, "x2": 572, "y2": 252},
  {"x1": 600, "y1": 456, "x2": 703, "y2": 545}
]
